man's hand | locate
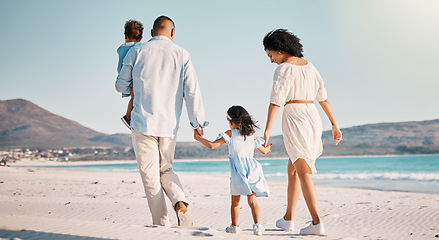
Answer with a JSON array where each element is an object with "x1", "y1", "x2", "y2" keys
[
  {"x1": 194, "y1": 129, "x2": 201, "y2": 141},
  {"x1": 195, "y1": 126, "x2": 204, "y2": 137}
]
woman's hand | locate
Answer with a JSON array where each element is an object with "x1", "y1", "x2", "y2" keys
[
  {"x1": 318, "y1": 99, "x2": 342, "y2": 145},
  {"x1": 332, "y1": 125, "x2": 342, "y2": 145},
  {"x1": 263, "y1": 130, "x2": 270, "y2": 147}
]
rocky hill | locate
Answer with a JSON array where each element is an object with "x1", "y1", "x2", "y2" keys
[
  {"x1": 0, "y1": 99, "x2": 130, "y2": 148},
  {"x1": 321, "y1": 119, "x2": 439, "y2": 156}
]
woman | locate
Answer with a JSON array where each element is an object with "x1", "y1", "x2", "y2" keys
[{"x1": 262, "y1": 29, "x2": 342, "y2": 235}]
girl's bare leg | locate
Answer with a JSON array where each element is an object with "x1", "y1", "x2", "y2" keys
[
  {"x1": 231, "y1": 195, "x2": 241, "y2": 226},
  {"x1": 284, "y1": 159, "x2": 301, "y2": 221},
  {"x1": 294, "y1": 158, "x2": 321, "y2": 224},
  {"x1": 247, "y1": 192, "x2": 260, "y2": 224}
]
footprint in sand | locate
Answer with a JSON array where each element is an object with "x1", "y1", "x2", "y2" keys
[{"x1": 191, "y1": 231, "x2": 213, "y2": 237}]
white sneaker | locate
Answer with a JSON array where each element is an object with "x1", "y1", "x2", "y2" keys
[
  {"x1": 253, "y1": 223, "x2": 264, "y2": 236},
  {"x1": 225, "y1": 225, "x2": 242, "y2": 234},
  {"x1": 299, "y1": 222, "x2": 325, "y2": 235},
  {"x1": 276, "y1": 217, "x2": 294, "y2": 231}
]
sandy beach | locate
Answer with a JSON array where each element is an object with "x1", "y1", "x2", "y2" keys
[{"x1": 1, "y1": 163, "x2": 438, "y2": 240}]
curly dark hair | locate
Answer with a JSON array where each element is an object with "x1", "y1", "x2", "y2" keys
[
  {"x1": 263, "y1": 29, "x2": 304, "y2": 58},
  {"x1": 124, "y1": 20, "x2": 143, "y2": 41},
  {"x1": 227, "y1": 106, "x2": 259, "y2": 137}
]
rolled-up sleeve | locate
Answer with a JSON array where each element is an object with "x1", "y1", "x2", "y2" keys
[
  {"x1": 270, "y1": 64, "x2": 291, "y2": 106},
  {"x1": 115, "y1": 48, "x2": 136, "y2": 95},
  {"x1": 182, "y1": 52, "x2": 208, "y2": 129}
]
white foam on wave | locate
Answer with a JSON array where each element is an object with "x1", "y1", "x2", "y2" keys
[
  {"x1": 264, "y1": 172, "x2": 439, "y2": 182},
  {"x1": 313, "y1": 172, "x2": 439, "y2": 182}
]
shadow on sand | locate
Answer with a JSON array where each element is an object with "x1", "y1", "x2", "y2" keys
[{"x1": 0, "y1": 229, "x2": 116, "y2": 240}]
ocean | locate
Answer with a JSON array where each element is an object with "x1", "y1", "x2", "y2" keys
[{"x1": 42, "y1": 154, "x2": 439, "y2": 194}]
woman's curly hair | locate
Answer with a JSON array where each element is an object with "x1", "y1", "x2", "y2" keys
[
  {"x1": 263, "y1": 29, "x2": 304, "y2": 58},
  {"x1": 227, "y1": 105, "x2": 259, "y2": 137}
]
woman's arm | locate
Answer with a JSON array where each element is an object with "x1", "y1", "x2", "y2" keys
[
  {"x1": 194, "y1": 132, "x2": 225, "y2": 149},
  {"x1": 318, "y1": 99, "x2": 342, "y2": 145},
  {"x1": 263, "y1": 103, "x2": 281, "y2": 146}
]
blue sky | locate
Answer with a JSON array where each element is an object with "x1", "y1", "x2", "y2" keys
[{"x1": 1, "y1": 0, "x2": 438, "y2": 142}]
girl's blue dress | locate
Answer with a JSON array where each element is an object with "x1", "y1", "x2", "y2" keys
[{"x1": 219, "y1": 129, "x2": 269, "y2": 197}]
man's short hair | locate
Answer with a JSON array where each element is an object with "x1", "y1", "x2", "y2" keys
[
  {"x1": 124, "y1": 20, "x2": 143, "y2": 40},
  {"x1": 152, "y1": 16, "x2": 175, "y2": 34}
]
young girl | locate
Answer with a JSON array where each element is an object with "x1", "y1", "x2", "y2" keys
[{"x1": 194, "y1": 105, "x2": 272, "y2": 236}]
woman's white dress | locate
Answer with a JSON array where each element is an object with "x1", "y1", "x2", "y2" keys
[{"x1": 270, "y1": 62, "x2": 327, "y2": 174}]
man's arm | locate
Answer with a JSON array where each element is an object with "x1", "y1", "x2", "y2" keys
[{"x1": 182, "y1": 53, "x2": 208, "y2": 131}]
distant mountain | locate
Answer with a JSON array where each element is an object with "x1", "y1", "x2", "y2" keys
[
  {"x1": 321, "y1": 119, "x2": 439, "y2": 156},
  {"x1": 1, "y1": 99, "x2": 438, "y2": 157},
  {"x1": 0, "y1": 99, "x2": 130, "y2": 148}
]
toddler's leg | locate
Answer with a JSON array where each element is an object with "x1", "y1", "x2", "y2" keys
[
  {"x1": 231, "y1": 195, "x2": 240, "y2": 226},
  {"x1": 126, "y1": 87, "x2": 134, "y2": 120},
  {"x1": 247, "y1": 192, "x2": 260, "y2": 224}
]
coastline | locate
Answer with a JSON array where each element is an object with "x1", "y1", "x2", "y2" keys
[
  {"x1": 1, "y1": 166, "x2": 438, "y2": 240},
  {"x1": 7, "y1": 152, "x2": 439, "y2": 165},
  {"x1": 7, "y1": 155, "x2": 439, "y2": 195}
]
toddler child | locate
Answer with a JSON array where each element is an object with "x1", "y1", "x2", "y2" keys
[
  {"x1": 117, "y1": 20, "x2": 143, "y2": 128},
  {"x1": 194, "y1": 105, "x2": 272, "y2": 236}
]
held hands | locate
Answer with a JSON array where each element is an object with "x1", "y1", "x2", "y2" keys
[
  {"x1": 263, "y1": 130, "x2": 270, "y2": 147},
  {"x1": 195, "y1": 126, "x2": 204, "y2": 137},
  {"x1": 193, "y1": 127, "x2": 203, "y2": 141},
  {"x1": 332, "y1": 125, "x2": 342, "y2": 145},
  {"x1": 260, "y1": 130, "x2": 273, "y2": 154},
  {"x1": 261, "y1": 143, "x2": 273, "y2": 154}
]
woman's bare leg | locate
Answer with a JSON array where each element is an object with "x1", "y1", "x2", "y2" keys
[
  {"x1": 284, "y1": 159, "x2": 301, "y2": 221},
  {"x1": 293, "y1": 158, "x2": 321, "y2": 224}
]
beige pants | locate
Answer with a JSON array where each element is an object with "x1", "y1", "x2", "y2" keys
[{"x1": 131, "y1": 128, "x2": 187, "y2": 227}]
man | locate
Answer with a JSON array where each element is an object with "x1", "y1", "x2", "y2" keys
[{"x1": 115, "y1": 15, "x2": 207, "y2": 227}]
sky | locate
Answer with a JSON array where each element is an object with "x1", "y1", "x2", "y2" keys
[{"x1": 1, "y1": 0, "x2": 438, "y2": 142}]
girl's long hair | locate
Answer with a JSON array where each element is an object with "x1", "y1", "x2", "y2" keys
[{"x1": 227, "y1": 105, "x2": 259, "y2": 136}]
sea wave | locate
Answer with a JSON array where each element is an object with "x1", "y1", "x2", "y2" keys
[
  {"x1": 314, "y1": 172, "x2": 439, "y2": 182},
  {"x1": 264, "y1": 172, "x2": 439, "y2": 182}
]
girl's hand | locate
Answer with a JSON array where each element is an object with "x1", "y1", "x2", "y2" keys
[
  {"x1": 265, "y1": 143, "x2": 273, "y2": 154},
  {"x1": 332, "y1": 125, "x2": 342, "y2": 145},
  {"x1": 257, "y1": 143, "x2": 272, "y2": 154}
]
